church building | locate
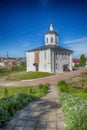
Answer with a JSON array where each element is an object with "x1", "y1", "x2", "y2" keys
[{"x1": 26, "y1": 23, "x2": 73, "y2": 74}]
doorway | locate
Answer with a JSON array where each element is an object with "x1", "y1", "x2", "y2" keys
[{"x1": 63, "y1": 64, "x2": 69, "y2": 72}]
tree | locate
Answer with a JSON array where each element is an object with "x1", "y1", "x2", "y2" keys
[
  {"x1": 19, "y1": 61, "x2": 26, "y2": 70},
  {"x1": 79, "y1": 54, "x2": 86, "y2": 66}
]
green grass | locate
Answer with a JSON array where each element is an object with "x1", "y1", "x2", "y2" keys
[
  {"x1": 0, "y1": 86, "x2": 32, "y2": 98},
  {"x1": 6, "y1": 71, "x2": 54, "y2": 81},
  {"x1": 0, "y1": 84, "x2": 50, "y2": 98},
  {"x1": 57, "y1": 79, "x2": 87, "y2": 99},
  {"x1": 67, "y1": 82, "x2": 87, "y2": 99},
  {"x1": 81, "y1": 71, "x2": 87, "y2": 76},
  {"x1": 57, "y1": 71, "x2": 87, "y2": 99}
]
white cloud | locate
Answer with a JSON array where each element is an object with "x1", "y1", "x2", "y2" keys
[
  {"x1": 21, "y1": 42, "x2": 30, "y2": 48},
  {"x1": 63, "y1": 37, "x2": 87, "y2": 58},
  {"x1": 64, "y1": 37, "x2": 87, "y2": 44}
]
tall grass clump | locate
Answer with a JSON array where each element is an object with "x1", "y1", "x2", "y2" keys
[
  {"x1": 57, "y1": 80, "x2": 69, "y2": 92},
  {"x1": 4, "y1": 87, "x2": 9, "y2": 97}
]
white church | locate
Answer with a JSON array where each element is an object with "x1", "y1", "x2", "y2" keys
[{"x1": 26, "y1": 23, "x2": 73, "y2": 74}]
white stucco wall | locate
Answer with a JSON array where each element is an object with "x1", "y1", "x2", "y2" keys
[
  {"x1": 26, "y1": 50, "x2": 72, "y2": 74},
  {"x1": 45, "y1": 34, "x2": 58, "y2": 46},
  {"x1": 26, "y1": 49, "x2": 52, "y2": 73},
  {"x1": 26, "y1": 52, "x2": 35, "y2": 72},
  {"x1": 51, "y1": 51, "x2": 55, "y2": 73},
  {"x1": 51, "y1": 51, "x2": 72, "y2": 74},
  {"x1": 39, "y1": 49, "x2": 51, "y2": 73},
  {"x1": 69, "y1": 54, "x2": 73, "y2": 71}
]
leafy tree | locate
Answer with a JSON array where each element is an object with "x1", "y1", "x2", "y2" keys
[
  {"x1": 79, "y1": 54, "x2": 86, "y2": 66},
  {"x1": 19, "y1": 61, "x2": 26, "y2": 70},
  {"x1": 11, "y1": 61, "x2": 26, "y2": 72},
  {"x1": 74, "y1": 63, "x2": 79, "y2": 68}
]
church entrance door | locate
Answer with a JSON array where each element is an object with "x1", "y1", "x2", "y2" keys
[{"x1": 34, "y1": 51, "x2": 39, "y2": 72}]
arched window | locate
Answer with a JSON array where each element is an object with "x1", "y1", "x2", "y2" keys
[
  {"x1": 51, "y1": 37, "x2": 53, "y2": 43},
  {"x1": 46, "y1": 37, "x2": 48, "y2": 43}
]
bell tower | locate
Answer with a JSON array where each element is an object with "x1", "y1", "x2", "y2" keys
[{"x1": 45, "y1": 22, "x2": 58, "y2": 46}]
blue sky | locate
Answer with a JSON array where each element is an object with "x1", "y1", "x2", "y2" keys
[{"x1": 0, "y1": 0, "x2": 87, "y2": 58}]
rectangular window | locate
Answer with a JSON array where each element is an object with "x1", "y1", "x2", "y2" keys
[
  {"x1": 65, "y1": 54, "x2": 66, "y2": 59},
  {"x1": 56, "y1": 63, "x2": 57, "y2": 69},
  {"x1": 46, "y1": 38, "x2": 48, "y2": 43},
  {"x1": 62, "y1": 54, "x2": 63, "y2": 59},
  {"x1": 44, "y1": 52, "x2": 46, "y2": 60},
  {"x1": 45, "y1": 64, "x2": 46, "y2": 69}
]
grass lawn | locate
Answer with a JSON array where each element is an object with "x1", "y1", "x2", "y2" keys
[
  {"x1": 0, "y1": 83, "x2": 50, "y2": 98},
  {"x1": 0, "y1": 86, "x2": 32, "y2": 98},
  {"x1": 6, "y1": 71, "x2": 54, "y2": 81},
  {"x1": 68, "y1": 72, "x2": 87, "y2": 99},
  {"x1": 57, "y1": 71, "x2": 87, "y2": 99},
  {"x1": 66, "y1": 82, "x2": 87, "y2": 99},
  {"x1": 58, "y1": 80, "x2": 87, "y2": 99}
]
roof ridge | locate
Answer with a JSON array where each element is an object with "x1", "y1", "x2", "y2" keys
[{"x1": 26, "y1": 45, "x2": 73, "y2": 53}]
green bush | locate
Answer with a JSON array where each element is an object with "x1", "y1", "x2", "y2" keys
[
  {"x1": 60, "y1": 85, "x2": 69, "y2": 92},
  {"x1": 57, "y1": 80, "x2": 66, "y2": 86},
  {"x1": 57, "y1": 80, "x2": 69, "y2": 92},
  {"x1": 38, "y1": 83, "x2": 49, "y2": 96},
  {"x1": 4, "y1": 87, "x2": 9, "y2": 97},
  {"x1": 11, "y1": 66, "x2": 20, "y2": 72}
]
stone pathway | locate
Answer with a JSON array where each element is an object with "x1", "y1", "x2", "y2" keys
[{"x1": 3, "y1": 85, "x2": 65, "y2": 130}]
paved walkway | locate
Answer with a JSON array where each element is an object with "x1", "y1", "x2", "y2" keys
[{"x1": 4, "y1": 85, "x2": 65, "y2": 130}]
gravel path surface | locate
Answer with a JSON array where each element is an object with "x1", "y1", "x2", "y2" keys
[{"x1": 0, "y1": 68, "x2": 87, "y2": 86}]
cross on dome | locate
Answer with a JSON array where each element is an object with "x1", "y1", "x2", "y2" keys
[{"x1": 50, "y1": 22, "x2": 54, "y2": 31}]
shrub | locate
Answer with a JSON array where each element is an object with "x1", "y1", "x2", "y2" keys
[
  {"x1": 38, "y1": 84, "x2": 43, "y2": 89},
  {"x1": 0, "y1": 107, "x2": 10, "y2": 126},
  {"x1": 29, "y1": 88, "x2": 33, "y2": 94},
  {"x1": 38, "y1": 83, "x2": 49, "y2": 96},
  {"x1": 4, "y1": 87, "x2": 9, "y2": 97},
  {"x1": 60, "y1": 85, "x2": 69, "y2": 92},
  {"x1": 57, "y1": 80, "x2": 66, "y2": 86},
  {"x1": 57, "y1": 80, "x2": 69, "y2": 92}
]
